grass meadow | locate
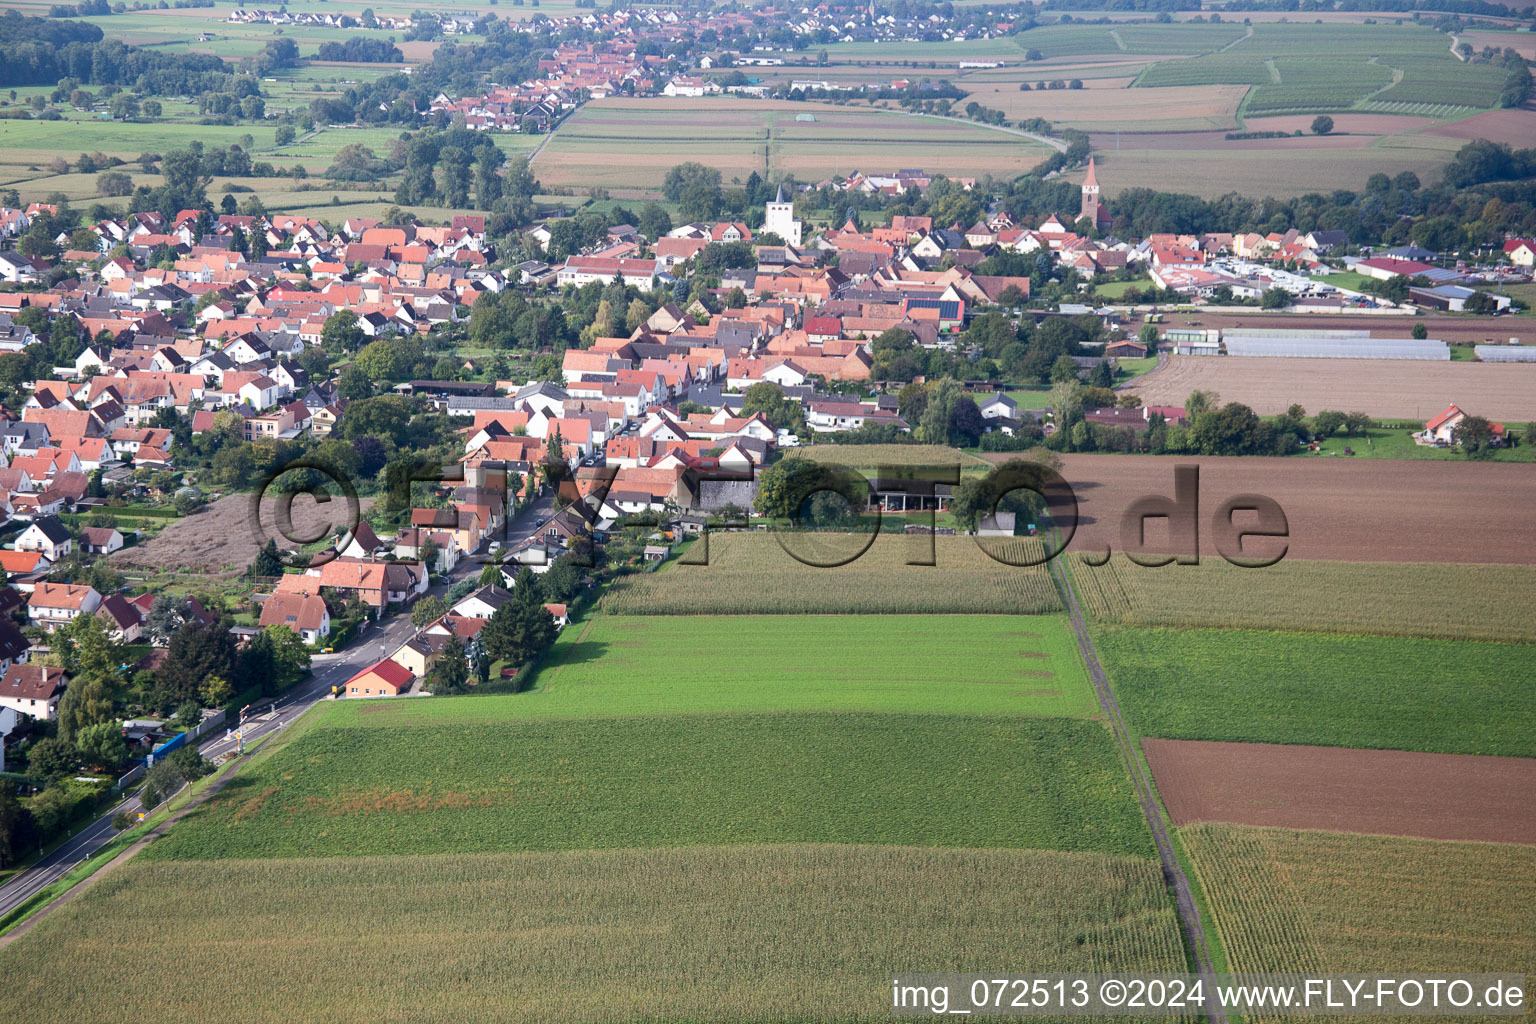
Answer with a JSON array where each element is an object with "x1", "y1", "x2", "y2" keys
[
  {"x1": 1096, "y1": 625, "x2": 1536, "y2": 757},
  {"x1": 603, "y1": 533, "x2": 1065, "y2": 615},
  {"x1": 1182, "y1": 825, "x2": 1536, "y2": 985},
  {"x1": 143, "y1": 712, "x2": 1151, "y2": 860},
  {"x1": 1072, "y1": 556, "x2": 1536, "y2": 643},
  {"x1": 0, "y1": 844, "x2": 1190, "y2": 1024}
]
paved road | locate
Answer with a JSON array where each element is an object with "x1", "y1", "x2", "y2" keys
[{"x1": 0, "y1": 493, "x2": 557, "y2": 919}]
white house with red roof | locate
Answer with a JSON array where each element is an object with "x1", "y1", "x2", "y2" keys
[{"x1": 1417, "y1": 404, "x2": 1505, "y2": 446}]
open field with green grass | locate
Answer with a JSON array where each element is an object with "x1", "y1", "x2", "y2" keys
[
  {"x1": 1072, "y1": 556, "x2": 1536, "y2": 642},
  {"x1": 1097, "y1": 624, "x2": 1536, "y2": 756},
  {"x1": 145, "y1": 711, "x2": 1150, "y2": 860},
  {"x1": 518, "y1": 614, "x2": 1095, "y2": 720},
  {"x1": 1182, "y1": 825, "x2": 1536, "y2": 982},
  {"x1": 604, "y1": 533, "x2": 1064, "y2": 615},
  {"x1": 0, "y1": 844, "x2": 1190, "y2": 1024}
]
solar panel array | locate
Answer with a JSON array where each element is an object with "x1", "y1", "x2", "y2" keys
[
  {"x1": 1223, "y1": 336, "x2": 1449, "y2": 360},
  {"x1": 1474, "y1": 345, "x2": 1536, "y2": 362}
]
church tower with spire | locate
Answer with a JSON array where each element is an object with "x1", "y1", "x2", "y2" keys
[
  {"x1": 1079, "y1": 156, "x2": 1110, "y2": 231},
  {"x1": 764, "y1": 182, "x2": 802, "y2": 247}
]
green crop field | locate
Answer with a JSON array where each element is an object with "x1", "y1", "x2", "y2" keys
[
  {"x1": 1224, "y1": 23, "x2": 1451, "y2": 60},
  {"x1": 1010, "y1": 24, "x2": 1139, "y2": 59},
  {"x1": 1243, "y1": 58, "x2": 1396, "y2": 113},
  {"x1": 603, "y1": 533, "x2": 1064, "y2": 615},
  {"x1": 1369, "y1": 60, "x2": 1510, "y2": 110},
  {"x1": 1072, "y1": 556, "x2": 1536, "y2": 643},
  {"x1": 512, "y1": 614, "x2": 1095, "y2": 720},
  {"x1": 0, "y1": 844, "x2": 1191, "y2": 1024},
  {"x1": 1112, "y1": 23, "x2": 1247, "y2": 54},
  {"x1": 144, "y1": 712, "x2": 1150, "y2": 860},
  {"x1": 1096, "y1": 625, "x2": 1536, "y2": 756},
  {"x1": 1135, "y1": 55, "x2": 1277, "y2": 87},
  {"x1": 1182, "y1": 825, "x2": 1536, "y2": 982}
]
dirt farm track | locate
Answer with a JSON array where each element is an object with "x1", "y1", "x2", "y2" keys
[
  {"x1": 1130, "y1": 355, "x2": 1536, "y2": 422},
  {"x1": 1029, "y1": 455, "x2": 1536, "y2": 564},
  {"x1": 1145, "y1": 738, "x2": 1536, "y2": 844}
]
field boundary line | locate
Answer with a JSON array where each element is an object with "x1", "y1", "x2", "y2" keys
[{"x1": 1048, "y1": 552, "x2": 1226, "y2": 1024}]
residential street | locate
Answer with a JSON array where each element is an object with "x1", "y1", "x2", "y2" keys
[{"x1": 0, "y1": 490, "x2": 555, "y2": 921}]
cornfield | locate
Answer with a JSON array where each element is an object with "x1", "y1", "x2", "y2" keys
[
  {"x1": 1181, "y1": 824, "x2": 1536, "y2": 1024},
  {"x1": 604, "y1": 532, "x2": 1064, "y2": 615},
  {"x1": 1071, "y1": 556, "x2": 1536, "y2": 642},
  {"x1": 0, "y1": 845, "x2": 1192, "y2": 1023}
]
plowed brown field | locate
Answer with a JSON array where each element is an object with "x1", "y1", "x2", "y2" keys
[
  {"x1": 1131, "y1": 353, "x2": 1536, "y2": 420},
  {"x1": 1145, "y1": 738, "x2": 1536, "y2": 843},
  {"x1": 994, "y1": 454, "x2": 1536, "y2": 563}
]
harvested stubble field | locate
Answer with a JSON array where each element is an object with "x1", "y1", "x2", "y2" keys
[
  {"x1": 798, "y1": 443, "x2": 991, "y2": 468},
  {"x1": 1036, "y1": 453, "x2": 1536, "y2": 565},
  {"x1": 1085, "y1": 135, "x2": 1464, "y2": 198},
  {"x1": 604, "y1": 532, "x2": 1063, "y2": 615},
  {"x1": 113, "y1": 491, "x2": 375, "y2": 578},
  {"x1": 973, "y1": 84, "x2": 1248, "y2": 132},
  {"x1": 1071, "y1": 557, "x2": 1536, "y2": 642},
  {"x1": 1145, "y1": 739, "x2": 1536, "y2": 843},
  {"x1": 0, "y1": 845, "x2": 1190, "y2": 1024},
  {"x1": 533, "y1": 98, "x2": 1046, "y2": 189},
  {"x1": 1181, "y1": 825, "x2": 1536, "y2": 987},
  {"x1": 1131, "y1": 354, "x2": 1536, "y2": 421},
  {"x1": 145, "y1": 712, "x2": 1151, "y2": 860},
  {"x1": 516, "y1": 614, "x2": 1098, "y2": 720},
  {"x1": 1096, "y1": 625, "x2": 1536, "y2": 757}
]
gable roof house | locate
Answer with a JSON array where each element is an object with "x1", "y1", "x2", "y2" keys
[
  {"x1": 27, "y1": 582, "x2": 102, "y2": 631},
  {"x1": 0, "y1": 664, "x2": 67, "y2": 721},
  {"x1": 258, "y1": 592, "x2": 332, "y2": 644},
  {"x1": 15, "y1": 515, "x2": 73, "y2": 561}
]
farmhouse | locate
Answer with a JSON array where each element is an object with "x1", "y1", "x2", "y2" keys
[{"x1": 1416, "y1": 404, "x2": 1505, "y2": 446}]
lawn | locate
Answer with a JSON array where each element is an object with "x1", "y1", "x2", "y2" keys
[
  {"x1": 1097, "y1": 624, "x2": 1536, "y2": 756},
  {"x1": 1298, "y1": 424, "x2": 1536, "y2": 462},
  {"x1": 144, "y1": 712, "x2": 1152, "y2": 860},
  {"x1": 1072, "y1": 556, "x2": 1536, "y2": 643},
  {"x1": 1004, "y1": 387, "x2": 1054, "y2": 410},
  {"x1": 0, "y1": 844, "x2": 1189, "y2": 1024},
  {"x1": 1182, "y1": 824, "x2": 1536, "y2": 978}
]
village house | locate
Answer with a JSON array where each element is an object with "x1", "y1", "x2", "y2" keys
[
  {"x1": 28, "y1": 582, "x2": 103, "y2": 631},
  {"x1": 258, "y1": 592, "x2": 332, "y2": 644},
  {"x1": 0, "y1": 664, "x2": 67, "y2": 721},
  {"x1": 345, "y1": 658, "x2": 415, "y2": 698},
  {"x1": 15, "y1": 515, "x2": 73, "y2": 562}
]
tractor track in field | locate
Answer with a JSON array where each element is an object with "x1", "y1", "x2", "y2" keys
[{"x1": 1048, "y1": 554, "x2": 1227, "y2": 1024}]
